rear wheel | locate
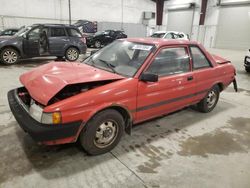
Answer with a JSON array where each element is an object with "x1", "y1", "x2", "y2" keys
[
  {"x1": 79, "y1": 109, "x2": 124, "y2": 155},
  {"x1": 0, "y1": 48, "x2": 19, "y2": 65},
  {"x1": 197, "y1": 85, "x2": 220, "y2": 113},
  {"x1": 65, "y1": 47, "x2": 79, "y2": 61}
]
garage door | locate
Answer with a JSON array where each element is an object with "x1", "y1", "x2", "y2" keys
[
  {"x1": 98, "y1": 22, "x2": 147, "y2": 37},
  {"x1": 167, "y1": 9, "x2": 194, "y2": 36},
  {"x1": 215, "y1": 6, "x2": 250, "y2": 50}
]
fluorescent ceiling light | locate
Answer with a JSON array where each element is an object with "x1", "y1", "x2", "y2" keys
[
  {"x1": 220, "y1": 0, "x2": 250, "y2": 5},
  {"x1": 167, "y1": 3, "x2": 195, "y2": 10}
]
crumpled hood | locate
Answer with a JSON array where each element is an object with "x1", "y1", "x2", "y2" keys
[{"x1": 20, "y1": 62, "x2": 125, "y2": 105}]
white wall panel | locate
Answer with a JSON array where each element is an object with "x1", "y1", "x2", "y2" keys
[
  {"x1": 0, "y1": 0, "x2": 155, "y2": 30},
  {"x1": 215, "y1": 5, "x2": 250, "y2": 49}
]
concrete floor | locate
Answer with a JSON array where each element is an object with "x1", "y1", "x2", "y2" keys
[{"x1": 0, "y1": 48, "x2": 250, "y2": 188}]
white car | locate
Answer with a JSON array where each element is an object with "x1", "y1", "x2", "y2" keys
[{"x1": 150, "y1": 31, "x2": 189, "y2": 40}]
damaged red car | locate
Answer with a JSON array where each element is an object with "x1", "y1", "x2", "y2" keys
[{"x1": 8, "y1": 38, "x2": 237, "y2": 155}]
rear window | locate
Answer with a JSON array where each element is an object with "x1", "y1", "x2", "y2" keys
[
  {"x1": 50, "y1": 27, "x2": 66, "y2": 37},
  {"x1": 67, "y1": 28, "x2": 82, "y2": 37}
]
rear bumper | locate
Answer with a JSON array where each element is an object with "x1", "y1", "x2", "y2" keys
[
  {"x1": 79, "y1": 43, "x2": 87, "y2": 54},
  {"x1": 244, "y1": 56, "x2": 250, "y2": 68},
  {"x1": 8, "y1": 89, "x2": 82, "y2": 143}
]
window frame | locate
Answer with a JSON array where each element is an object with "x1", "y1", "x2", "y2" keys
[
  {"x1": 49, "y1": 27, "x2": 67, "y2": 38},
  {"x1": 189, "y1": 45, "x2": 213, "y2": 70},
  {"x1": 144, "y1": 45, "x2": 192, "y2": 78}
]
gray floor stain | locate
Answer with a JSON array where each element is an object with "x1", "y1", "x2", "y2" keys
[
  {"x1": 178, "y1": 116, "x2": 250, "y2": 157},
  {"x1": 136, "y1": 144, "x2": 171, "y2": 174}
]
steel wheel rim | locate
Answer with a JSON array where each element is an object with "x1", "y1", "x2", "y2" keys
[
  {"x1": 95, "y1": 41, "x2": 101, "y2": 48},
  {"x1": 3, "y1": 50, "x2": 17, "y2": 64},
  {"x1": 94, "y1": 120, "x2": 118, "y2": 148},
  {"x1": 67, "y1": 49, "x2": 78, "y2": 61},
  {"x1": 206, "y1": 90, "x2": 217, "y2": 108}
]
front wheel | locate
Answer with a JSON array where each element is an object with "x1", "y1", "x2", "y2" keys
[
  {"x1": 245, "y1": 67, "x2": 250, "y2": 73},
  {"x1": 197, "y1": 86, "x2": 220, "y2": 113},
  {"x1": 79, "y1": 109, "x2": 124, "y2": 155},
  {"x1": 0, "y1": 48, "x2": 19, "y2": 65},
  {"x1": 65, "y1": 47, "x2": 79, "y2": 61}
]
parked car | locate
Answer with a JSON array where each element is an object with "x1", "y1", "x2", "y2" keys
[
  {"x1": 8, "y1": 38, "x2": 237, "y2": 155},
  {"x1": 0, "y1": 24, "x2": 87, "y2": 64},
  {"x1": 86, "y1": 30, "x2": 127, "y2": 48},
  {"x1": 244, "y1": 49, "x2": 250, "y2": 72},
  {"x1": 151, "y1": 31, "x2": 189, "y2": 40},
  {"x1": 0, "y1": 28, "x2": 20, "y2": 36}
]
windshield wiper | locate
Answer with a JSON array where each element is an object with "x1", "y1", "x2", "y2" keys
[{"x1": 97, "y1": 59, "x2": 117, "y2": 73}]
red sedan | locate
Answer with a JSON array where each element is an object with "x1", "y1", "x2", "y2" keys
[{"x1": 8, "y1": 38, "x2": 237, "y2": 155}]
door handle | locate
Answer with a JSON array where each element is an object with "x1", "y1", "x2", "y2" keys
[{"x1": 187, "y1": 76, "x2": 193, "y2": 81}]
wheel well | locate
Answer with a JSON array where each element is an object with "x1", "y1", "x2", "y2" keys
[
  {"x1": 216, "y1": 83, "x2": 224, "y2": 92},
  {"x1": 89, "y1": 106, "x2": 132, "y2": 135},
  {"x1": 0, "y1": 46, "x2": 21, "y2": 56}
]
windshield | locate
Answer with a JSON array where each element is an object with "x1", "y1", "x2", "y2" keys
[
  {"x1": 151, "y1": 33, "x2": 165, "y2": 38},
  {"x1": 83, "y1": 40, "x2": 154, "y2": 77},
  {"x1": 14, "y1": 26, "x2": 32, "y2": 36}
]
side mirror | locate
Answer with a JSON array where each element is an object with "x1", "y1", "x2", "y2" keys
[
  {"x1": 90, "y1": 49, "x2": 99, "y2": 55},
  {"x1": 23, "y1": 34, "x2": 28, "y2": 40},
  {"x1": 139, "y1": 73, "x2": 158, "y2": 82}
]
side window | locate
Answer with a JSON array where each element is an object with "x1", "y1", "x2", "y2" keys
[
  {"x1": 67, "y1": 28, "x2": 82, "y2": 37},
  {"x1": 27, "y1": 27, "x2": 41, "y2": 40},
  {"x1": 50, "y1": 27, "x2": 66, "y2": 37},
  {"x1": 190, "y1": 46, "x2": 211, "y2": 69},
  {"x1": 146, "y1": 47, "x2": 190, "y2": 76},
  {"x1": 164, "y1": 33, "x2": 173, "y2": 39}
]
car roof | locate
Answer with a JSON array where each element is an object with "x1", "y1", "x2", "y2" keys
[
  {"x1": 153, "y1": 31, "x2": 186, "y2": 34},
  {"x1": 32, "y1": 24, "x2": 77, "y2": 28},
  {"x1": 123, "y1": 38, "x2": 198, "y2": 46}
]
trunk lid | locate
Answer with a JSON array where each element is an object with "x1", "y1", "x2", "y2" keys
[
  {"x1": 20, "y1": 62, "x2": 125, "y2": 105},
  {"x1": 212, "y1": 54, "x2": 230, "y2": 64}
]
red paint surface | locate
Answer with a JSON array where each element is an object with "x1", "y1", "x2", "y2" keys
[{"x1": 20, "y1": 38, "x2": 236, "y2": 145}]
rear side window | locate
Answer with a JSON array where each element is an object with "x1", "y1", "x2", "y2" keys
[
  {"x1": 50, "y1": 27, "x2": 66, "y2": 37},
  {"x1": 190, "y1": 46, "x2": 211, "y2": 69},
  {"x1": 67, "y1": 28, "x2": 82, "y2": 37},
  {"x1": 146, "y1": 47, "x2": 190, "y2": 76}
]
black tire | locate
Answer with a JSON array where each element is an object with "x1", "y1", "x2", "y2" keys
[
  {"x1": 0, "y1": 48, "x2": 19, "y2": 65},
  {"x1": 94, "y1": 40, "x2": 101, "y2": 48},
  {"x1": 65, "y1": 47, "x2": 79, "y2": 61},
  {"x1": 245, "y1": 67, "x2": 250, "y2": 73},
  {"x1": 197, "y1": 85, "x2": 220, "y2": 113},
  {"x1": 80, "y1": 109, "x2": 125, "y2": 155}
]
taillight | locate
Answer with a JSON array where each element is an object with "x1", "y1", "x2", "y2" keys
[{"x1": 81, "y1": 37, "x2": 86, "y2": 44}]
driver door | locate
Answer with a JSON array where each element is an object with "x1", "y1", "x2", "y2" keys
[
  {"x1": 136, "y1": 46, "x2": 197, "y2": 123},
  {"x1": 23, "y1": 26, "x2": 42, "y2": 57}
]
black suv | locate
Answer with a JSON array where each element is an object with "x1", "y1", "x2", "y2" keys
[
  {"x1": 86, "y1": 30, "x2": 127, "y2": 48},
  {"x1": 0, "y1": 24, "x2": 87, "y2": 64}
]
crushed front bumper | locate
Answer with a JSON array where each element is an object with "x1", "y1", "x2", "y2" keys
[{"x1": 8, "y1": 89, "x2": 82, "y2": 142}]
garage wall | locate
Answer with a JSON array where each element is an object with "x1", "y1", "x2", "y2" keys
[
  {"x1": 0, "y1": 0, "x2": 155, "y2": 32},
  {"x1": 215, "y1": 5, "x2": 250, "y2": 50},
  {"x1": 98, "y1": 22, "x2": 147, "y2": 37},
  {"x1": 167, "y1": 9, "x2": 194, "y2": 36}
]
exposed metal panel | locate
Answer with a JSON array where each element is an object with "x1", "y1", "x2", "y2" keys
[
  {"x1": 97, "y1": 22, "x2": 147, "y2": 37},
  {"x1": 215, "y1": 6, "x2": 250, "y2": 49},
  {"x1": 167, "y1": 10, "x2": 194, "y2": 36}
]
